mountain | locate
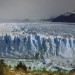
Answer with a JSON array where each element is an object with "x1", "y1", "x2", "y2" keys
[
  {"x1": 0, "y1": 19, "x2": 30, "y2": 23},
  {"x1": 52, "y1": 11, "x2": 75, "y2": 23},
  {"x1": 40, "y1": 17, "x2": 54, "y2": 21}
]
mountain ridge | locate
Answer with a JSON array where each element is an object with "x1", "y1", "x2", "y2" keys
[{"x1": 52, "y1": 11, "x2": 75, "y2": 23}]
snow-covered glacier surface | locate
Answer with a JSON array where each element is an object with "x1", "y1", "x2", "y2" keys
[{"x1": 0, "y1": 22, "x2": 75, "y2": 70}]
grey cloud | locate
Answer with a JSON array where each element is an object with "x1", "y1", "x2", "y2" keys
[{"x1": 0, "y1": 0, "x2": 75, "y2": 20}]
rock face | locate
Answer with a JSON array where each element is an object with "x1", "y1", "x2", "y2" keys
[
  {"x1": 0, "y1": 33, "x2": 75, "y2": 59},
  {"x1": 52, "y1": 12, "x2": 75, "y2": 23}
]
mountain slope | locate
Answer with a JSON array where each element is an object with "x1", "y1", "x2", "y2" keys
[{"x1": 52, "y1": 12, "x2": 75, "y2": 23}]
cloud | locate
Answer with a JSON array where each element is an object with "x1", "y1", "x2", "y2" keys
[{"x1": 0, "y1": 0, "x2": 75, "y2": 20}]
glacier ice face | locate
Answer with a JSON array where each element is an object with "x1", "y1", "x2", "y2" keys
[
  {"x1": 0, "y1": 33, "x2": 75, "y2": 59},
  {"x1": 0, "y1": 22, "x2": 75, "y2": 60},
  {"x1": 0, "y1": 22, "x2": 75, "y2": 70}
]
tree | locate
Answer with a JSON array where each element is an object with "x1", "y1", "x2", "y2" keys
[
  {"x1": 69, "y1": 68, "x2": 75, "y2": 75},
  {"x1": 15, "y1": 61, "x2": 27, "y2": 72},
  {"x1": 0, "y1": 59, "x2": 7, "y2": 70},
  {"x1": 0, "y1": 59, "x2": 7, "y2": 75}
]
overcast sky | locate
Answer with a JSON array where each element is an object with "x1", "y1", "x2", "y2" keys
[{"x1": 0, "y1": 0, "x2": 75, "y2": 20}]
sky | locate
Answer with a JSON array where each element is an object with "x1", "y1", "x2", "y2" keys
[{"x1": 0, "y1": 0, "x2": 75, "y2": 20}]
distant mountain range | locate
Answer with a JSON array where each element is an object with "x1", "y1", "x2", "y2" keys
[
  {"x1": 0, "y1": 11, "x2": 75, "y2": 23},
  {"x1": 0, "y1": 19, "x2": 30, "y2": 23},
  {"x1": 52, "y1": 11, "x2": 75, "y2": 23}
]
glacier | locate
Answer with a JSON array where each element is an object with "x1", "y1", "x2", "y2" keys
[
  {"x1": 0, "y1": 22, "x2": 75, "y2": 60},
  {"x1": 0, "y1": 33, "x2": 75, "y2": 59},
  {"x1": 0, "y1": 22, "x2": 75, "y2": 70}
]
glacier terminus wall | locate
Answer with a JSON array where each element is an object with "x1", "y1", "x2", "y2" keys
[
  {"x1": 0, "y1": 33, "x2": 75, "y2": 60},
  {"x1": 0, "y1": 22, "x2": 75, "y2": 60}
]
